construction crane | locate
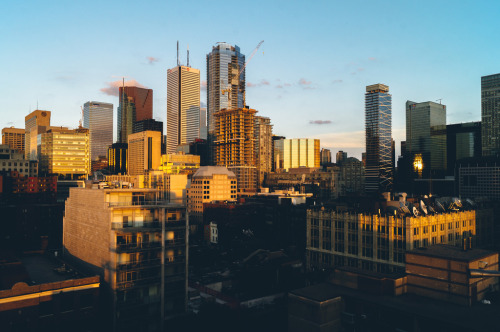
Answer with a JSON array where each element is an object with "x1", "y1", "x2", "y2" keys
[{"x1": 221, "y1": 40, "x2": 264, "y2": 107}]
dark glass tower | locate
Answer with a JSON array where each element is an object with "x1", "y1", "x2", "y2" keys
[
  {"x1": 481, "y1": 73, "x2": 500, "y2": 157},
  {"x1": 117, "y1": 86, "x2": 153, "y2": 143},
  {"x1": 365, "y1": 84, "x2": 393, "y2": 194}
]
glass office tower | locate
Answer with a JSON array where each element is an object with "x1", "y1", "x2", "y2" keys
[
  {"x1": 117, "y1": 86, "x2": 153, "y2": 144},
  {"x1": 365, "y1": 84, "x2": 393, "y2": 194},
  {"x1": 406, "y1": 101, "x2": 447, "y2": 177},
  {"x1": 481, "y1": 73, "x2": 500, "y2": 157},
  {"x1": 83, "y1": 101, "x2": 113, "y2": 161}
]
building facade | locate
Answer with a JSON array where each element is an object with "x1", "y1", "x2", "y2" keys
[
  {"x1": 481, "y1": 73, "x2": 500, "y2": 157},
  {"x1": 63, "y1": 187, "x2": 188, "y2": 331},
  {"x1": 254, "y1": 116, "x2": 273, "y2": 187},
  {"x1": 127, "y1": 130, "x2": 161, "y2": 176},
  {"x1": 108, "y1": 143, "x2": 128, "y2": 175},
  {"x1": 2, "y1": 127, "x2": 25, "y2": 155},
  {"x1": 457, "y1": 157, "x2": 500, "y2": 200},
  {"x1": 38, "y1": 128, "x2": 90, "y2": 179},
  {"x1": 446, "y1": 121, "x2": 481, "y2": 175},
  {"x1": 83, "y1": 101, "x2": 113, "y2": 161},
  {"x1": 336, "y1": 151, "x2": 347, "y2": 164},
  {"x1": 365, "y1": 84, "x2": 392, "y2": 193},
  {"x1": 406, "y1": 101, "x2": 447, "y2": 176},
  {"x1": 0, "y1": 144, "x2": 38, "y2": 176},
  {"x1": 187, "y1": 166, "x2": 237, "y2": 216},
  {"x1": 214, "y1": 108, "x2": 257, "y2": 193},
  {"x1": 25, "y1": 110, "x2": 51, "y2": 160},
  {"x1": 307, "y1": 206, "x2": 476, "y2": 273},
  {"x1": 320, "y1": 148, "x2": 331, "y2": 165},
  {"x1": 274, "y1": 138, "x2": 320, "y2": 172},
  {"x1": 167, "y1": 66, "x2": 201, "y2": 153},
  {"x1": 339, "y1": 157, "x2": 365, "y2": 196},
  {"x1": 117, "y1": 86, "x2": 153, "y2": 144},
  {"x1": 158, "y1": 153, "x2": 200, "y2": 174}
]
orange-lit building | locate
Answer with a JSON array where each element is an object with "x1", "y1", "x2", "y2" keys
[
  {"x1": 117, "y1": 86, "x2": 153, "y2": 143},
  {"x1": 2, "y1": 127, "x2": 25, "y2": 155}
]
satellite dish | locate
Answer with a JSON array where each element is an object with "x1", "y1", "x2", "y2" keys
[
  {"x1": 412, "y1": 206, "x2": 419, "y2": 217},
  {"x1": 436, "y1": 201, "x2": 446, "y2": 212},
  {"x1": 420, "y1": 200, "x2": 428, "y2": 215},
  {"x1": 427, "y1": 204, "x2": 436, "y2": 214}
]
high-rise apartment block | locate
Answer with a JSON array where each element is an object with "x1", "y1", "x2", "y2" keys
[
  {"x1": 406, "y1": 101, "x2": 447, "y2": 176},
  {"x1": 336, "y1": 151, "x2": 347, "y2": 164},
  {"x1": 25, "y1": 110, "x2": 51, "y2": 160},
  {"x1": 187, "y1": 166, "x2": 237, "y2": 216},
  {"x1": 320, "y1": 148, "x2": 331, "y2": 165},
  {"x1": 214, "y1": 108, "x2": 257, "y2": 193},
  {"x1": 63, "y1": 187, "x2": 188, "y2": 331},
  {"x1": 167, "y1": 66, "x2": 200, "y2": 153},
  {"x1": 127, "y1": 130, "x2": 161, "y2": 176},
  {"x1": 481, "y1": 73, "x2": 500, "y2": 157},
  {"x1": 273, "y1": 138, "x2": 320, "y2": 172},
  {"x1": 83, "y1": 101, "x2": 113, "y2": 161},
  {"x1": 38, "y1": 127, "x2": 90, "y2": 178},
  {"x1": 2, "y1": 127, "x2": 25, "y2": 155},
  {"x1": 117, "y1": 86, "x2": 153, "y2": 144},
  {"x1": 365, "y1": 84, "x2": 393, "y2": 193},
  {"x1": 207, "y1": 43, "x2": 245, "y2": 163},
  {"x1": 254, "y1": 116, "x2": 273, "y2": 187}
]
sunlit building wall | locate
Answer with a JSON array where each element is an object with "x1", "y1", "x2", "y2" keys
[
  {"x1": 273, "y1": 138, "x2": 320, "y2": 172},
  {"x1": 254, "y1": 116, "x2": 273, "y2": 187},
  {"x1": 2, "y1": 127, "x2": 25, "y2": 155},
  {"x1": 127, "y1": 130, "x2": 161, "y2": 176},
  {"x1": 25, "y1": 110, "x2": 51, "y2": 160}
]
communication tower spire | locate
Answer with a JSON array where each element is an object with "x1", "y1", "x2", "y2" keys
[{"x1": 177, "y1": 40, "x2": 180, "y2": 66}]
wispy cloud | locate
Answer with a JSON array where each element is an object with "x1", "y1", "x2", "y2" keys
[
  {"x1": 247, "y1": 79, "x2": 271, "y2": 88},
  {"x1": 100, "y1": 79, "x2": 148, "y2": 96},
  {"x1": 332, "y1": 79, "x2": 343, "y2": 84},
  {"x1": 310, "y1": 120, "x2": 332, "y2": 125},
  {"x1": 368, "y1": 57, "x2": 377, "y2": 61},
  {"x1": 276, "y1": 84, "x2": 283, "y2": 89},
  {"x1": 147, "y1": 56, "x2": 159, "y2": 65},
  {"x1": 284, "y1": 83, "x2": 291, "y2": 87},
  {"x1": 299, "y1": 78, "x2": 312, "y2": 86}
]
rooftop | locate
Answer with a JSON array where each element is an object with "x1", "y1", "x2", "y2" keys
[
  {"x1": 408, "y1": 245, "x2": 497, "y2": 262},
  {"x1": 193, "y1": 166, "x2": 236, "y2": 178}
]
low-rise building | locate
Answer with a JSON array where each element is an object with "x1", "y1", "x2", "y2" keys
[
  {"x1": 0, "y1": 144, "x2": 38, "y2": 177},
  {"x1": 158, "y1": 153, "x2": 200, "y2": 174},
  {"x1": 1, "y1": 127, "x2": 25, "y2": 155}
]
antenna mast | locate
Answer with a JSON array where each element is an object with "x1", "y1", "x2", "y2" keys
[
  {"x1": 177, "y1": 41, "x2": 180, "y2": 66},
  {"x1": 187, "y1": 44, "x2": 190, "y2": 67}
]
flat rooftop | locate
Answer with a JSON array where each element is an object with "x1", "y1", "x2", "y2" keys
[
  {"x1": 289, "y1": 283, "x2": 341, "y2": 302},
  {"x1": 408, "y1": 245, "x2": 497, "y2": 262}
]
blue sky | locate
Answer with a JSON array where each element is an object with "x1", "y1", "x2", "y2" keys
[{"x1": 1, "y1": 0, "x2": 499, "y2": 159}]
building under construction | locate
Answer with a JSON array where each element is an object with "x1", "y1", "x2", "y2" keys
[{"x1": 214, "y1": 108, "x2": 257, "y2": 193}]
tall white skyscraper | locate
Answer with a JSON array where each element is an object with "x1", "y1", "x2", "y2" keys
[
  {"x1": 83, "y1": 101, "x2": 113, "y2": 161},
  {"x1": 167, "y1": 66, "x2": 200, "y2": 154}
]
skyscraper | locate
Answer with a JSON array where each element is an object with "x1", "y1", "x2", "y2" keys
[
  {"x1": 83, "y1": 101, "x2": 113, "y2": 161},
  {"x1": 406, "y1": 101, "x2": 447, "y2": 177},
  {"x1": 117, "y1": 86, "x2": 153, "y2": 144},
  {"x1": 127, "y1": 130, "x2": 161, "y2": 176},
  {"x1": 481, "y1": 73, "x2": 500, "y2": 157},
  {"x1": 199, "y1": 107, "x2": 207, "y2": 140},
  {"x1": 214, "y1": 108, "x2": 256, "y2": 193},
  {"x1": 25, "y1": 110, "x2": 51, "y2": 160},
  {"x1": 446, "y1": 121, "x2": 481, "y2": 174},
  {"x1": 273, "y1": 138, "x2": 320, "y2": 171},
  {"x1": 254, "y1": 116, "x2": 273, "y2": 187},
  {"x1": 365, "y1": 83, "x2": 393, "y2": 194},
  {"x1": 167, "y1": 66, "x2": 200, "y2": 153},
  {"x1": 207, "y1": 43, "x2": 245, "y2": 162},
  {"x1": 320, "y1": 148, "x2": 332, "y2": 165}
]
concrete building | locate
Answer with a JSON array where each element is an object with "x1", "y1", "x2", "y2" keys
[
  {"x1": 339, "y1": 157, "x2": 364, "y2": 196},
  {"x1": 406, "y1": 245, "x2": 499, "y2": 306},
  {"x1": 127, "y1": 130, "x2": 161, "y2": 176},
  {"x1": 117, "y1": 86, "x2": 153, "y2": 144},
  {"x1": 38, "y1": 127, "x2": 90, "y2": 179},
  {"x1": 187, "y1": 166, "x2": 237, "y2": 216},
  {"x1": 336, "y1": 150, "x2": 347, "y2": 164},
  {"x1": 25, "y1": 110, "x2": 51, "y2": 160},
  {"x1": 0, "y1": 254, "x2": 100, "y2": 332},
  {"x1": 320, "y1": 148, "x2": 331, "y2": 166},
  {"x1": 214, "y1": 108, "x2": 257, "y2": 193},
  {"x1": 2, "y1": 127, "x2": 25, "y2": 155},
  {"x1": 158, "y1": 153, "x2": 200, "y2": 174},
  {"x1": 254, "y1": 116, "x2": 273, "y2": 187},
  {"x1": 83, "y1": 101, "x2": 113, "y2": 161},
  {"x1": 406, "y1": 101, "x2": 447, "y2": 177},
  {"x1": 481, "y1": 73, "x2": 500, "y2": 157},
  {"x1": 274, "y1": 138, "x2": 320, "y2": 172},
  {"x1": 0, "y1": 144, "x2": 38, "y2": 176},
  {"x1": 108, "y1": 143, "x2": 127, "y2": 175},
  {"x1": 63, "y1": 187, "x2": 188, "y2": 331},
  {"x1": 200, "y1": 107, "x2": 207, "y2": 140},
  {"x1": 167, "y1": 65, "x2": 201, "y2": 153},
  {"x1": 306, "y1": 200, "x2": 476, "y2": 273},
  {"x1": 365, "y1": 84, "x2": 392, "y2": 194}
]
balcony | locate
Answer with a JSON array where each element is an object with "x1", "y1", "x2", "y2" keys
[
  {"x1": 108, "y1": 200, "x2": 166, "y2": 207},
  {"x1": 115, "y1": 241, "x2": 161, "y2": 252},
  {"x1": 112, "y1": 221, "x2": 161, "y2": 231}
]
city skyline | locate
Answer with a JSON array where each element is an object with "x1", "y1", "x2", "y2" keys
[{"x1": 2, "y1": 1, "x2": 500, "y2": 159}]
